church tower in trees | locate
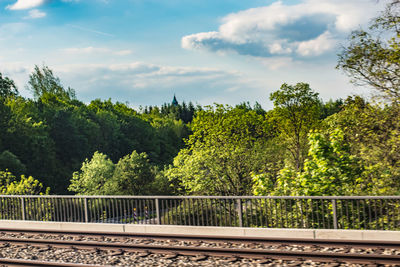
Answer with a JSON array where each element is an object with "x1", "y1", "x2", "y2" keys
[{"x1": 172, "y1": 95, "x2": 178, "y2": 106}]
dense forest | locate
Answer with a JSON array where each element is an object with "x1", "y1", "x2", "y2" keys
[{"x1": 1, "y1": 1, "x2": 400, "y2": 196}]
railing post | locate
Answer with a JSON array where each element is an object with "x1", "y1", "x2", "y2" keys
[
  {"x1": 155, "y1": 198, "x2": 161, "y2": 224},
  {"x1": 237, "y1": 199, "x2": 243, "y2": 227},
  {"x1": 21, "y1": 197, "x2": 25, "y2": 221},
  {"x1": 332, "y1": 199, "x2": 338, "y2": 229},
  {"x1": 84, "y1": 197, "x2": 88, "y2": 223}
]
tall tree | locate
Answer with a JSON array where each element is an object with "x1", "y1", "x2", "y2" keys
[
  {"x1": 337, "y1": 1, "x2": 400, "y2": 101},
  {"x1": 166, "y1": 105, "x2": 282, "y2": 195},
  {"x1": 260, "y1": 129, "x2": 363, "y2": 196},
  {"x1": 270, "y1": 83, "x2": 321, "y2": 171},
  {"x1": 0, "y1": 73, "x2": 18, "y2": 98},
  {"x1": 69, "y1": 150, "x2": 156, "y2": 195},
  {"x1": 324, "y1": 96, "x2": 400, "y2": 195},
  {"x1": 110, "y1": 151, "x2": 154, "y2": 195},
  {"x1": 68, "y1": 151, "x2": 115, "y2": 195},
  {"x1": 28, "y1": 65, "x2": 76, "y2": 100}
]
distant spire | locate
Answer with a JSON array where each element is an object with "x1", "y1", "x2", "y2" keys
[{"x1": 172, "y1": 94, "x2": 178, "y2": 106}]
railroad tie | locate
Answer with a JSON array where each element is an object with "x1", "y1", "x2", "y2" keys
[
  {"x1": 163, "y1": 253, "x2": 179, "y2": 259},
  {"x1": 192, "y1": 255, "x2": 208, "y2": 261},
  {"x1": 109, "y1": 249, "x2": 125, "y2": 256}
]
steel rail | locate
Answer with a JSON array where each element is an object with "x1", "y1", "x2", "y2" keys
[
  {"x1": 1, "y1": 236, "x2": 400, "y2": 264},
  {"x1": 0, "y1": 258, "x2": 98, "y2": 267},
  {"x1": 1, "y1": 228, "x2": 400, "y2": 249}
]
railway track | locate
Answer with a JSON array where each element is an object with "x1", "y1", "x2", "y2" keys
[
  {"x1": 0, "y1": 228, "x2": 399, "y2": 266},
  {"x1": 2, "y1": 228, "x2": 400, "y2": 249}
]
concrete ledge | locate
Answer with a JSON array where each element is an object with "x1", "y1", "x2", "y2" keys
[
  {"x1": 315, "y1": 229, "x2": 363, "y2": 240},
  {"x1": 244, "y1": 228, "x2": 314, "y2": 239},
  {"x1": 0, "y1": 221, "x2": 64, "y2": 231},
  {"x1": 0, "y1": 220, "x2": 126, "y2": 233},
  {"x1": 362, "y1": 230, "x2": 400, "y2": 241},
  {"x1": 0, "y1": 220, "x2": 398, "y2": 242},
  {"x1": 59, "y1": 222, "x2": 124, "y2": 233},
  {"x1": 125, "y1": 224, "x2": 245, "y2": 236}
]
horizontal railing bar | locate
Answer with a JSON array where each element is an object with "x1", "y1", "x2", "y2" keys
[{"x1": 0, "y1": 195, "x2": 399, "y2": 200}]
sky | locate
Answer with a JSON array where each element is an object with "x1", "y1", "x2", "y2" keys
[{"x1": 0, "y1": 0, "x2": 388, "y2": 109}]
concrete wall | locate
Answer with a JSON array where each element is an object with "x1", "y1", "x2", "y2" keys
[{"x1": 0, "y1": 220, "x2": 399, "y2": 241}]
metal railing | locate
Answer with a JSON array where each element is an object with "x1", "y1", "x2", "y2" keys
[{"x1": 0, "y1": 196, "x2": 399, "y2": 230}]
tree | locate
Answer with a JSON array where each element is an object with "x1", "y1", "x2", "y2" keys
[
  {"x1": 0, "y1": 72, "x2": 18, "y2": 98},
  {"x1": 320, "y1": 99, "x2": 343, "y2": 119},
  {"x1": 69, "y1": 150, "x2": 156, "y2": 195},
  {"x1": 149, "y1": 117, "x2": 188, "y2": 164},
  {"x1": 324, "y1": 96, "x2": 400, "y2": 195},
  {"x1": 110, "y1": 151, "x2": 154, "y2": 195},
  {"x1": 28, "y1": 65, "x2": 76, "y2": 100},
  {"x1": 165, "y1": 105, "x2": 283, "y2": 195},
  {"x1": 0, "y1": 150, "x2": 26, "y2": 176},
  {"x1": 255, "y1": 129, "x2": 362, "y2": 196},
  {"x1": 68, "y1": 152, "x2": 115, "y2": 195},
  {"x1": 0, "y1": 171, "x2": 49, "y2": 195},
  {"x1": 270, "y1": 83, "x2": 321, "y2": 171},
  {"x1": 4, "y1": 96, "x2": 59, "y2": 192},
  {"x1": 337, "y1": 2, "x2": 400, "y2": 101}
]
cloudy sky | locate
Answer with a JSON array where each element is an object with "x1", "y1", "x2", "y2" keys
[{"x1": 0, "y1": 0, "x2": 387, "y2": 108}]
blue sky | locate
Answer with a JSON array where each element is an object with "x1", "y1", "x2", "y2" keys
[{"x1": 0, "y1": 0, "x2": 387, "y2": 108}]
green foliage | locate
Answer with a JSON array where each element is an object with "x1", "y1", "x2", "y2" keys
[
  {"x1": 254, "y1": 129, "x2": 362, "y2": 196},
  {"x1": 111, "y1": 151, "x2": 154, "y2": 195},
  {"x1": 88, "y1": 99, "x2": 161, "y2": 163},
  {"x1": 319, "y1": 99, "x2": 343, "y2": 119},
  {"x1": 68, "y1": 152, "x2": 115, "y2": 195},
  {"x1": 3, "y1": 96, "x2": 58, "y2": 191},
  {"x1": 148, "y1": 117, "x2": 188, "y2": 164},
  {"x1": 0, "y1": 100, "x2": 11, "y2": 151},
  {"x1": 166, "y1": 104, "x2": 283, "y2": 195},
  {"x1": 28, "y1": 65, "x2": 76, "y2": 100},
  {"x1": 162, "y1": 199, "x2": 239, "y2": 226},
  {"x1": 1, "y1": 42, "x2": 400, "y2": 198},
  {"x1": 0, "y1": 171, "x2": 49, "y2": 195},
  {"x1": 337, "y1": 2, "x2": 400, "y2": 101},
  {"x1": 144, "y1": 101, "x2": 197, "y2": 124},
  {"x1": 0, "y1": 72, "x2": 18, "y2": 99},
  {"x1": 0, "y1": 66, "x2": 189, "y2": 194},
  {"x1": 235, "y1": 101, "x2": 266, "y2": 115},
  {"x1": 324, "y1": 97, "x2": 400, "y2": 195},
  {"x1": 0, "y1": 150, "x2": 26, "y2": 176},
  {"x1": 69, "y1": 150, "x2": 158, "y2": 195},
  {"x1": 269, "y1": 82, "x2": 322, "y2": 170},
  {"x1": 148, "y1": 166, "x2": 174, "y2": 195}
]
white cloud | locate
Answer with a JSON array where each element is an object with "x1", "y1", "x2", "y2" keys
[
  {"x1": 6, "y1": 0, "x2": 47, "y2": 10},
  {"x1": 296, "y1": 32, "x2": 334, "y2": 56},
  {"x1": 113, "y1": 50, "x2": 132, "y2": 56},
  {"x1": 0, "y1": 61, "x2": 254, "y2": 106},
  {"x1": 0, "y1": 60, "x2": 364, "y2": 108},
  {"x1": 57, "y1": 62, "x2": 238, "y2": 88},
  {"x1": 182, "y1": 0, "x2": 387, "y2": 58},
  {"x1": 51, "y1": 62, "x2": 254, "y2": 106},
  {"x1": 0, "y1": 62, "x2": 28, "y2": 75},
  {"x1": 0, "y1": 62, "x2": 31, "y2": 95},
  {"x1": 258, "y1": 57, "x2": 295, "y2": 70},
  {"x1": 63, "y1": 47, "x2": 110, "y2": 54},
  {"x1": 62, "y1": 46, "x2": 133, "y2": 56},
  {"x1": 24, "y1": 9, "x2": 46, "y2": 19}
]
